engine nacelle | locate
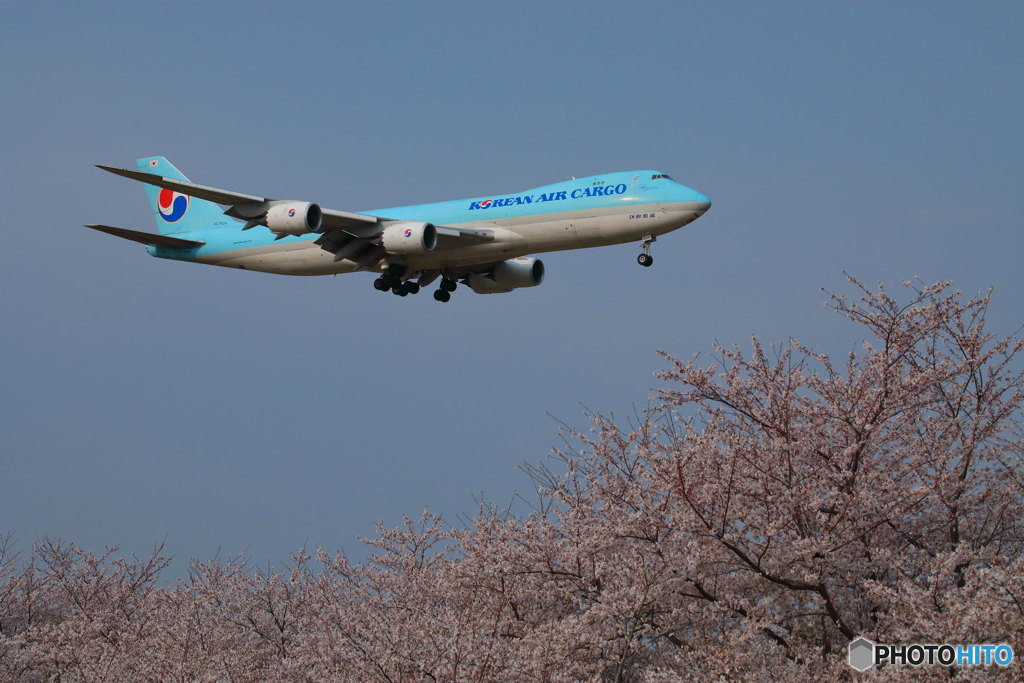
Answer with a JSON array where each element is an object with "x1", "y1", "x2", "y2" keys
[
  {"x1": 468, "y1": 257, "x2": 545, "y2": 294},
  {"x1": 265, "y1": 201, "x2": 323, "y2": 236},
  {"x1": 381, "y1": 222, "x2": 437, "y2": 253}
]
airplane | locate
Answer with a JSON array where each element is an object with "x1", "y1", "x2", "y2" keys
[{"x1": 87, "y1": 157, "x2": 711, "y2": 302}]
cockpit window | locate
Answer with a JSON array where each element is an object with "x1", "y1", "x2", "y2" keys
[{"x1": 651, "y1": 174, "x2": 672, "y2": 180}]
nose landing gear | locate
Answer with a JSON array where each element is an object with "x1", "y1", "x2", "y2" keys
[{"x1": 637, "y1": 234, "x2": 655, "y2": 267}]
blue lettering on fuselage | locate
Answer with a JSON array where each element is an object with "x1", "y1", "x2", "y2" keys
[
  {"x1": 468, "y1": 184, "x2": 625, "y2": 210},
  {"x1": 570, "y1": 184, "x2": 627, "y2": 199}
]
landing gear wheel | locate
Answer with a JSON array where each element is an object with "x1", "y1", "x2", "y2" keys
[
  {"x1": 406, "y1": 282, "x2": 420, "y2": 295},
  {"x1": 433, "y1": 289, "x2": 451, "y2": 302},
  {"x1": 440, "y1": 278, "x2": 457, "y2": 293},
  {"x1": 638, "y1": 234, "x2": 656, "y2": 267},
  {"x1": 373, "y1": 277, "x2": 389, "y2": 291}
]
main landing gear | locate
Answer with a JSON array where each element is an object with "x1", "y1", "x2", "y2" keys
[
  {"x1": 432, "y1": 277, "x2": 457, "y2": 302},
  {"x1": 373, "y1": 265, "x2": 420, "y2": 297},
  {"x1": 373, "y1": 267, "x2": 458, "y2": 302},
  {"x1": 373, "y1": 278, "x2": 420, "y2": 296},
  {"x1": 637, "y1": 234, "x2": 656, "y2": 267}
]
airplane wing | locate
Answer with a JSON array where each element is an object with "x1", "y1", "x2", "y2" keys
[
  {"x1": 97, "y1": 164, "x2": 494, "y2": 264},
  {"x1": 312, "y1": 224, "x2": 495, "y2": 267},
  {"x1": 96, "y1": 165, "x2": 382, "y2": 234},
  {"x1": 435, "y1": 226, "x2": 494, "y2": 242},
  {"x1": 84, "y1": 224, "x2": 206, "y2": 249},
  {"x1": 95, "y1": 166, "x2": 266, "y2": 205}
]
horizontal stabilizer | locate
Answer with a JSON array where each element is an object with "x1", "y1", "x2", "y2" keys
[{"x1": 84, "y1": 224, "x2": 205, "y2": 249}]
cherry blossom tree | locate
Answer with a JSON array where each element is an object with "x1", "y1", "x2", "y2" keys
[
  {"x1": 0, "y1": 277, "x2": 1020, "y2": 680},
  {"x1": 648, "y1": 277, "x2": 1024, "y2": 667}
]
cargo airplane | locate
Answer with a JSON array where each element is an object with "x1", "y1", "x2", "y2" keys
[{"x1": 88, "y1": 157, "x2": 711, "y2": 301}]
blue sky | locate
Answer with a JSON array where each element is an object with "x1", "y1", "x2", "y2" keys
[{"x1": 1, "y1": 2, "x2": 1021, "y2": 571}]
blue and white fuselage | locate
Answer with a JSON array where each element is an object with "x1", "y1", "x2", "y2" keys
[{"x1": 89, "y1": 158, "x2": 711, "y2": 300}]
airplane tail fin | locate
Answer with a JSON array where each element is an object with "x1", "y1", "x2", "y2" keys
[{"x1": 137, "y1": 156, "x2": 228, "y2": 235}]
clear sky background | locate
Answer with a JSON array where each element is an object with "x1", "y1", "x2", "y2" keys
[{"x1": 1, "y1": 2, "x2": 1021, "y2": 572}]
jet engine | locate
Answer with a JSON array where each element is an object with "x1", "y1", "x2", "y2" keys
[
  {"x1": 381, "y1": 222, "x2": 437, "y2": 253},
  {"x1": 265, "y1": 201, "x2": 323, "y2": 236},
  {"x1": 468, "y1": 257, "x2": 545, "y2": 294}
]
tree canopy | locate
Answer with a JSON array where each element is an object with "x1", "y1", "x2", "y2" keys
[{"x1": 2, "y1": 278, "x2": 1021, "y2": 680}]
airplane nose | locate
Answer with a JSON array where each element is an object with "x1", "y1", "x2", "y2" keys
[
  {"x1": 672, "y1": 183, "x2": 711, "y2": 219},
  {"x1": 677, "y1": 183, "x2": 711, "y2": 207},
  {"x1": 693, "y1": 191, "x2": 711, "y2": 216}
]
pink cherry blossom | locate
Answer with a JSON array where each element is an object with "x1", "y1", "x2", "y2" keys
[{"x1": 1, "y1": 277, "x2": 1021, "y2": 679}]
